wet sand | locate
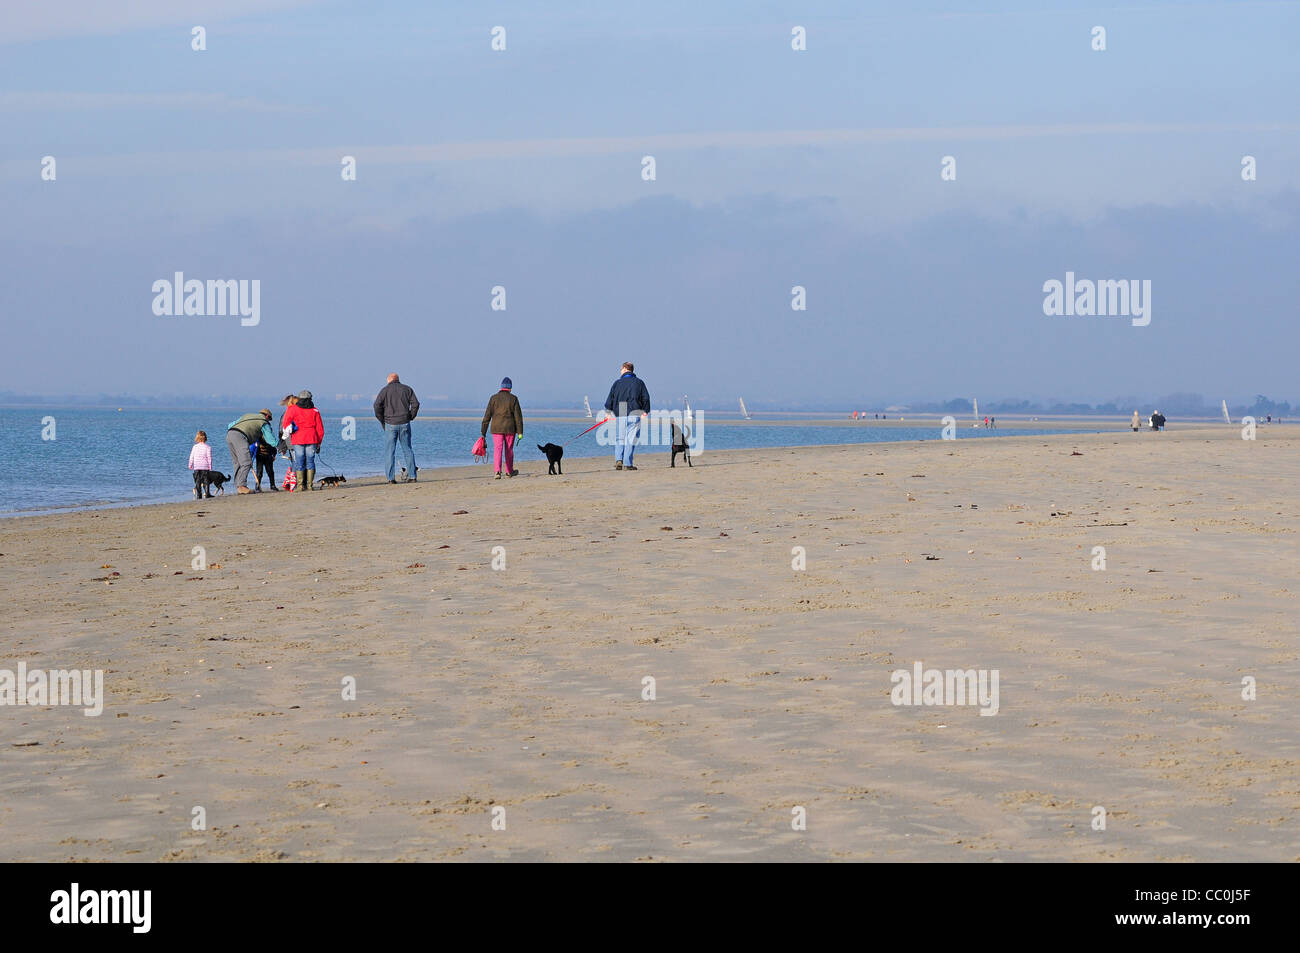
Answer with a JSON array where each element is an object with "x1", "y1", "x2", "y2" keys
[{"x1": 1, "y1": 426, "x2": 1296, "y2": 861}]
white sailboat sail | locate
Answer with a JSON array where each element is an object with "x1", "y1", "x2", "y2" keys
[
  {"x1": 972, "y1": 397, "x2": 980, "y2": 428},
  {"x1": 738, "y1": 397, "x2": 751, "y2": 419},
  {"x1": 1221, "y1": 399, "x2": 1231, "y2": 424},
  {"x1": 683, "y1": 395, "x2": 692, "y2": 419},
  {"x1": 583, "y1": 396, "x2": 593, "y2": 418}
]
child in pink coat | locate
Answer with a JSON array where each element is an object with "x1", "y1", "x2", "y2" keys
[{"x1": 188, "y1": 430, "x2": 213, "y2": 499}]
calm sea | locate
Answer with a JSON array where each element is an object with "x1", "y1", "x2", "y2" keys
[{"x1": 0, "y1": 407, "x2": 1098, "y2": 515}]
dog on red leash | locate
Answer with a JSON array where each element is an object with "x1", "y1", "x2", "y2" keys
[{"x1": 537, "y1": 443, "x2": 564, "y2": 475}]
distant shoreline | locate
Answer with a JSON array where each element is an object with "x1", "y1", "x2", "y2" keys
[
  {"x1": 0, "y1": 423, "x2": 1233, "y2": 520},
  {"x1": 1, "y1": 403, "x2": 1271, "y2": 426}
]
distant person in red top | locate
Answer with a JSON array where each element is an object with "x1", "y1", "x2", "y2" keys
[{"x1": 283, "y1": 389, "x2": 325, "y2": 491}]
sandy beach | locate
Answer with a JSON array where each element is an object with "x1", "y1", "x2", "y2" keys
[{"x1": 1, "y1": 427, "x2": 1296, "y2": 862}]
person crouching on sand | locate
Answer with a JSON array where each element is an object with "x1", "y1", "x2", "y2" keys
[
  {"x1": 188, "y1": 430, "x2": 213, "y2": 499},
  {"x1": 481, "y1": 377, "x2": 524, "y2": 479},
  {"x1": 226, "y1": 409, "x2": 276, "y2": 494}
]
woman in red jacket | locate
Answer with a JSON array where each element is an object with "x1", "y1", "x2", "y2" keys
[{"x1": 282, "y1": 389, "x2": 325, "y2": 491}]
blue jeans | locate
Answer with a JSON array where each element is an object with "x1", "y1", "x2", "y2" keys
[
  {"x1": 291, "y1": 444, "x2": 316, "y2": 471},
  {"x1": 615, "y1": 415, "x2": 642, "y2": 466},
  {"x1": 384, "y1": 423, "x2": 417, "y2": 480}
]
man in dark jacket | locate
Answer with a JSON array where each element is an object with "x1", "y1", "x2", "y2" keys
[
  {"x1": 373, "y1": 372, "x2": 420, "y2": 483},
  {"x1": 603, "y1": 361, "x2": 651, "y2": 470}
]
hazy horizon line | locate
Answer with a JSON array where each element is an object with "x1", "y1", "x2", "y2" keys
[{"x1": 2, "y1": 392, "x2": 1293, "y2": 411}]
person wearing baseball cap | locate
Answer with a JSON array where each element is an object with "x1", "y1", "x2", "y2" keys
[{"x1": 225, "y1": 408, "x2": 276, "y2": 494}]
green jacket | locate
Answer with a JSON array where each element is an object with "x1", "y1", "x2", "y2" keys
[
  {"x1": 228, "y1": 413, "x2": 274, "y2": 444},
  {"x1": 481, "y1": 390, "x2": 523, "y2": 436}
]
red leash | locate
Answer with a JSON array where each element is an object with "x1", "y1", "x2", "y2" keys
[
  {"x1": 476, "y1": 418, "x2": 606, "y2": 460},
  {"x1": 564, "y1": 418, "x2": 608, "y2": 446}
]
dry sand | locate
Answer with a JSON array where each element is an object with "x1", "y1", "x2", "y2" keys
[{"x1": 1, "y1": 427, "x2": 1296, "y2": 862}]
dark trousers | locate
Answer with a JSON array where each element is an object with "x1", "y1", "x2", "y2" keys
[{"x1": 255, "y1": 451, "x2": 276, "y2": 486}]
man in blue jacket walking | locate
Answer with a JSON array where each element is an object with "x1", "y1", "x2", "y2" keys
[{"x1": 602, "y1": 361, "x2": 651, "y2": 470}]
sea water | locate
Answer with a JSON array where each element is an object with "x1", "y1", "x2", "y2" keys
[{"x1": 0, "y1": 407, "x2": 1097, "y2": 515}]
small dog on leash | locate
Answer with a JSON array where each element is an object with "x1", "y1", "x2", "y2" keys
[
  {"x1": 537, "y1": 443, "x2": 564, "y2": 475},
  {"x1": 193, "y1": 470, "x2": 231, "y2": 497},
  {"x1": 315, "y1": 475, "x2": 347, "y2": 489}
]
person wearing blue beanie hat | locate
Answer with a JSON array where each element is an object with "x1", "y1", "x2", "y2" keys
[{"x1": 481, "y1": 377, "x2": 524, "y2": 478}]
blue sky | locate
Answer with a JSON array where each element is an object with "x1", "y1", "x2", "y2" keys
[{"x1": 2, "y1": 0, "x2": 1298, "y2": 407}]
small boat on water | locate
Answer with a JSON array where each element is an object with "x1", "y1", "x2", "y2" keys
[{"x1": 738, "y1": 397, "x2": 751, "y2": 420}]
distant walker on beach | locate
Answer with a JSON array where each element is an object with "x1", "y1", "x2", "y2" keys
[
  {"x1": 374, "y1": 372, "x2": 420, "y2": 483},
  {"x1": 602, "y1": 361, "x2": 651, "y2": 471},
  {"x1": 282, "y1": 390, "x2": 325, "y2": 490},
  {"x1": 480, "y1": 377, "x2": 524, "y2": 479}
]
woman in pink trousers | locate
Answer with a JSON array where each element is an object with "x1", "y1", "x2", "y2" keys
[{"x1": 480, "y1": 377, "x2": 524, "y2": 479}]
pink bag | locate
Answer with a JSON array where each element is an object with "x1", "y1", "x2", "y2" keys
[{"x1": 471, "y1": 436, "x2": 487, "y2": 460}]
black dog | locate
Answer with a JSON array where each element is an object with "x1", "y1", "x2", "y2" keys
[
  {"x1": 670, "y1": 423, "x2": 692, "y2": 468},
  {"x1": 193, "y1": 470, "x2": 230, "y2": 498},
  {"x1": 315, "y1": 475, "x2": 347, "y2": 489},
  {"x1": 537, "y1": 443, "x2": 563, "y2": 475}
]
